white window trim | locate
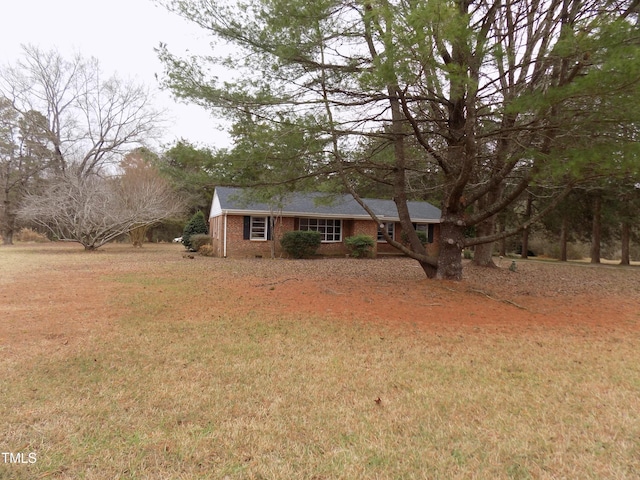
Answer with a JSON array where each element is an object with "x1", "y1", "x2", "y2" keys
[
  {"x1": 377, "y1": 222, "x2": 395, "y2": 243},
  {"x1": 250, "y1": 216, "x2": 268, "y2": 241},
  {"x1": 299, "y1": 218, "x2": 342, "y2": 243}
]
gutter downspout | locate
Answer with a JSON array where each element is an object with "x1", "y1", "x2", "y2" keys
[{"x1": 223, "y1": 212, "x2": 228, "y2": 258}]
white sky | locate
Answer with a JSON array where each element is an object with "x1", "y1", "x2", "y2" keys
[{"x1": 0, "y1": 0, "x2": 231, "y2": 150}]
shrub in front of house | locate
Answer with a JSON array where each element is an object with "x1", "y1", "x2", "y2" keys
[
  {"x1": 190, "y1": 233, "x2": 212, "y2": 252},
  {"x1": 280, "y1": 230, "x2": 322, "y2": 258},
  {"x1": 345, "y1": 234, "x2": 375, "y2": 258},
  {"x1": 198, "y1": 244, "x2": 215, "y2": 257},
  {"x1": 401, "y1": 229, "x2": 427, "y2": 245},
  {"x1": 182, "y1": 211, "x2": 208, "y2": 250}
]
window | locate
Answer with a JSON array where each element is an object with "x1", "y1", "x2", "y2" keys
[
  {"x1": 377, "y1": 222, "x2": 395, "y2": 242},
  {"x1": 243, "y1": 216, "x2": 272, "y2": 240},
  {"x1": 299, "y1": 218, "x2": 342, "y2": 242},
  {"x1": 250, "y1": 216, "x2": 268, "y2": 240},
  {"x1": 414, "y1": 223, "x2": 434, "y2": 243}
]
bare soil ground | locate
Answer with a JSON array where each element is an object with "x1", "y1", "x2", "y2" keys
[{"x1": 2, "y1": 242, "x2": 639, "y2": 354}]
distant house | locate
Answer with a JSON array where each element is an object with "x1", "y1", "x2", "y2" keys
[{"x1": 209, "y1": 186, "x2": 441, "y2": 258}]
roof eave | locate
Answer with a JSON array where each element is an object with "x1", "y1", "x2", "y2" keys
[{"x1": 216, "y1": 209, "x2": 440, "y2": 223}]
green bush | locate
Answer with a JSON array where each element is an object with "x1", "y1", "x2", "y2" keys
[
  {"x1": 345, "y1": 234, "x2": 375, "y2": 258},
  {"x1": 401, "y1": 230, "x2": 427, "y2": 245},
  {"x1": 280, "y1": 230, "x2": 322, "y2": 258},
  {"x1": 190, "y1": 233, "x2": 212, "y2": 252},
  {"x1": 182, "y1": 211, "x2": 208, "y2": 250}
]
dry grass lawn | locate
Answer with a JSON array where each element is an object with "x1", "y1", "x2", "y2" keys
[{"x1": 1, "y1": 242, "x2": 639, "y2": 479}]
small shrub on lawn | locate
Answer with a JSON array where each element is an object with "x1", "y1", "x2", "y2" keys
[
  {"x1": 190, "y1": 234, "x2": 212, "y2": 252},
  {"x1": 182, "y1": 211, "x2": 208, "y2": 250},
  {"x1": 198, "y1": 244, "x2": 215, "y2": 256},
  {"x1": 16, "y1": 228, "x2": 49, "y2": 243},
  {"x1": 345, "y1": 234, "x2": 375, "y2": 258},
  {"x1": 280, "y1": 230, "x2": 322, "y2": 258}
]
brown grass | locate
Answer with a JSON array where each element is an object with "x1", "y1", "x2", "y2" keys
[
  {"x1": 14, "y1": 228, "x2": 50, "y2": 243},
  {"x1": 1, "y1": 243, "x2": 639, "y2": 479}
]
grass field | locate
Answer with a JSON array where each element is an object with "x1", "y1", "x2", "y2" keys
[{"x1": 1, "y1": 243, "x2": 639, "y2": 479}]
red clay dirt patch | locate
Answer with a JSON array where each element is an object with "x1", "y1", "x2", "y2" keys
[
  {"x1": 223, "y1": 260, "x2": 640, "y2": 334},
  {"x1": 1, "y1": 243, "x2": 639, "y2": 356}
]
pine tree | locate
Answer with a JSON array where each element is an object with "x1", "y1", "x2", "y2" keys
[
  {"x1": 182, "y1": 211, "x2": 208, "y2": 251},
  {"x1": 159, "y1": 0, "x2": 640, "y2": 279}
]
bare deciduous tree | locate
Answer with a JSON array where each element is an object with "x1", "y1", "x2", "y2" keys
[
  {"x1": 1, "y1": 45, "x2": 166, "y2": 246},
  {"x1": 1, "y1": 45, "x2": 163, "y2": 177},
  {"x1": 119, "y1": 148, "x2": 179, "y2": 247},
  {"x1": 18, "y1": 168, "x2": 184, "y2": 250}
]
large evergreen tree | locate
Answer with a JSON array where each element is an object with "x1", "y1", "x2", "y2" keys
[
  {"x1": 159, "y1": 0, "x2": 640, "y2": 279},
  {"x1": 182, "y1": 211, "x2": 208, "y2": 251}
]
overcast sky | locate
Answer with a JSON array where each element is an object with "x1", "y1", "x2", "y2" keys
[{"x1": 0, "y1": 0, "x2": 230, "y2": 149}]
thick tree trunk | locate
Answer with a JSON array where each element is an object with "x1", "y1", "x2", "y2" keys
[
  {"x1": 473, "y1": 187, "x2": 501, "y2": 267},
  {"x1": 1, "y1": 229, "x2": 14, "y2": 245},
  {"x1": 418, "y1": 260, "x2": 438, "y2": 279},
  {"x1": 590, "y1": 194, "x2": 601, "y2": 264},
  {"x1": 436, "y1": 217, "x2": 465, "y2": 280},
  {"x1": 620, "y1": 221, "x2": 630, "y2": 266},
  {"x1": 130, "y1": 225, "x2": 148, "y2": 248},
  {"x1": 473, "y1": 220, "x2": 496, "y2": 267},
  {"x1": 521, "y1": 227, "x2": 529, "y2": 260},
  {"x1": 559, "y1": 214, "x2": 568, "y2": 262}
]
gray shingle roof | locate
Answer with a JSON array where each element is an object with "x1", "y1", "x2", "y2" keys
[{"x1": 213, "y1": 186, "x2": 441, "y2": 222}]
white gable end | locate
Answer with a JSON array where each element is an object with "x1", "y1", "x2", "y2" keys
[{"x1": 210, "y1": 191, "x2": 222, "y2": 218}]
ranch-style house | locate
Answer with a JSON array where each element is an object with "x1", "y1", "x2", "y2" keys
[{"x1": 209, "y1": 186, "x2": 441, "y2": 258}]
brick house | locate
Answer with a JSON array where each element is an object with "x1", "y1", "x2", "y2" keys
[{"x1": 209, "y1": 186, "x2": 441, "y2": 258}]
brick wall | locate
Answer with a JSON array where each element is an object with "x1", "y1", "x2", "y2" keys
[
  {"x1": 426, "y1": 223, "x2": 441, "y2": 257},
  {"x1": 376, "y1": 222, "x2": 440, "y2": 256},
  {"x1": 210, "y1": 214, "x2": 439, "y2": 258}
]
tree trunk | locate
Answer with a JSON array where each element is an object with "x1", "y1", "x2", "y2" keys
[
  {"x1": 1, "y1": 200, "x2": 16, "y2": 245},
  {"x1": 1, "y1": 229, "x2": 14, "y2": 245},
  {"x1": 418, "y1": 260, "x2": 438, "y2": 279},
  {"x1": 130, "y1": 225, "x2": 148, "y2": 248},
  {"x1": 559, "y1": 214, "x2": 568, "y2": 262},
  {"x1": 590, "y1": 194, "x2": 601, "y2": 264},
  {"x1": 436, "y1": 217, "x2": 465, "y2": 280},
  {"x1": 620, "y1": 221, "x2": 630, "y2": 266},
  {"x1": 498, "y1": 215, "x2": 506, "y2": 257},
  {"x1": 520, "y1": 193, "x2": 532, "y2": 260},
  {"x1": 473, "y1": 219, "x2": 496, "y2": 267},
  {"x1": 521, "y1": 227, "x2": 529, "y2": 260},
  {"x1": 473, "y1": 188, "x2": 501, "y2": 267}
]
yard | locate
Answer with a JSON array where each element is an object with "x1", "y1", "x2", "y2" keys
[{"x1": 1, "y1": 243, "x2": 639, "y2": 479}]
